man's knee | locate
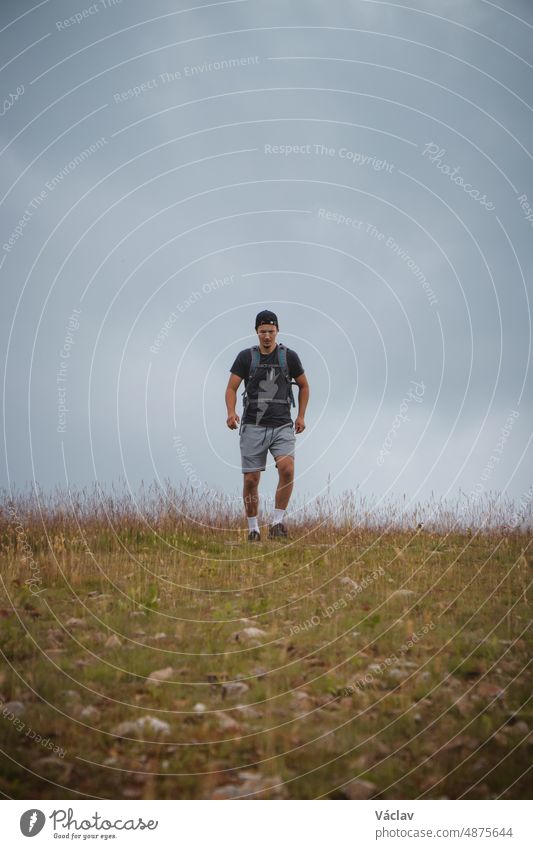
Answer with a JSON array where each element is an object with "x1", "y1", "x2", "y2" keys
[
  {"x1": 276, "y1": 456, "x2": 294, "y2": 479},
  {"x1": 243, "y1": 471, "x2": 261, "y2": 488}
]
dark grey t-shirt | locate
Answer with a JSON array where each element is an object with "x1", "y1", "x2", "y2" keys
[{"x1": 230, "y1": 344, "x2": 304, "y2": 427}]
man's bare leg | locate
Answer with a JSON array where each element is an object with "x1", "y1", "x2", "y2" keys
[
  {"x1": 243, "y1": 471, "x2": 261, "y2": 516},
  {"x1": 274, "y1": 456, "x2": 294, "y2": 510}
]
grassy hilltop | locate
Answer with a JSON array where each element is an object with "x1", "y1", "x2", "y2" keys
[{"x1": 0, "y1": 484, "x2": 531, "y2": 800}]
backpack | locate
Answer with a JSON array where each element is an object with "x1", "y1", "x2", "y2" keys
[{"x1": 241, "y1": 343, "x2": 297, "y2": 420}]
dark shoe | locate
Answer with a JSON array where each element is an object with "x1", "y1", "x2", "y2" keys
[
  {"x1": 248, "y1": 530, "x2": 261, "y2": 542},
  {"x1": 268, "y1": 522, "x2": 288, "y2": 539}
]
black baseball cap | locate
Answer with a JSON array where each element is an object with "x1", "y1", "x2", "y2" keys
[{"x1": 255, "y1": 309, "x2": 279, "y2": 329}]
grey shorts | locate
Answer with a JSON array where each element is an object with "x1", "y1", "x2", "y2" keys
[{"x1": 239, "y1": 422, "x2": 296, "y2": 473}]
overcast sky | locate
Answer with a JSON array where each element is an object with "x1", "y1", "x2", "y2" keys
[{"x1": 1, "y1": 0, "x2": 532, "y2": 516}]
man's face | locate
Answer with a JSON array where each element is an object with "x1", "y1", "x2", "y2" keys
[{"x1": 256, "y1": 323, "x2": 278, "y2": 349}]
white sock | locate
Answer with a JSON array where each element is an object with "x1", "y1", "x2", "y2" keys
[
  {"x1": 273, "y1": 508, "x2": 286, "y2": 524},
  {"x1": 247, "y1": 516, "x2": 259, "y2": 532}
]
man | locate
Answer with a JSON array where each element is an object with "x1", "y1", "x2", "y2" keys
[{"x1": 225, "y1": 310, "x2": 309, "y2": 541}]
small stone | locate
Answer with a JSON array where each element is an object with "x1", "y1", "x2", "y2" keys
[
  {"x1": 341, "y1": 778, "x2": 377, "y2": 799},
  {"x1": 105, "y1": 634, "x2": 122, "y2": 648},
  {"x1": 80, "y1": 705, "x2": 100, "y2": 721},
  {"x1": 239, "y1": 773, "x2": 287, "y2": 799},
  {"x1": 233, "y1": 627, "x2": 268, "y2": 642},
  {"x1": 339, "y1": 577, "x2": 360, "y2": 590},
  {"x1": 388, "y1": 668, "x2": 408, "y2": 681},
  {"x1": 211, "y1": 783, "x2": 240, "y2": 799},
  {"x1": 47, "y1": 629, "x2": 64, "y2": 645},
  {"x1": 389, "y1": 589, "x2": 415, "y2": 599},
  {"x1": 194, "y1": 703, "x2": 207, "y2": 713},
  {"x1": 1, "y1": 700, "x2": 26, "y2": 718},
  {"x1": 234, "y1": 703, "x2": 262, "y2": 719},
  {"x1": 251, "y1": 666, "x2": 268, "y2": 679},
  {"x1": 113, "y1": 721, "x2": 141, "y2": 738},
  {"x1": 238, "y1": 770, "x2": 262, "y2": 781},
  {"x1": 65, "y1": 617, "x2": 86, "y2": 627},
  {"x1": 508, "y1": 721, "x2": 529, "y2": 737},
  {"x1": 217, "y1": 711, "x2": 240, "y2": 731},
  {"x1": 222, "y1": 681, "x2": 250, "y2": 698},
  {"x1": 61, "y1": 690, "x2": 82, "y2": 703},
  {"x1": 147, "y1": 666, "x2": 175, "y2": 683},
  {"x1": 136, "y1": 716, "x2": 171, "y2": 736},
  {"x1": 292, "y1": 690, "x2": 312, "y2": 702}
]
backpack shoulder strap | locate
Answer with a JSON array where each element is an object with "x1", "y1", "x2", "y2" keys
[
  {"x1": 248, "y1": 346, "x2": 261, "y2": 382},
  {"x1": 277, "y1": 344, "x2": 296, "y2": 406},
  {"x1": 277, "y1": 343, "x2": 290, "y2": 381}
]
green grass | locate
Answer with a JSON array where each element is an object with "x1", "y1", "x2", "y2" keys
[{"x1": 0, "y1": 485, "x2": 531, "y2": 799}]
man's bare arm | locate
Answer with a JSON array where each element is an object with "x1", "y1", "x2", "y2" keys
[
  {"x1": 294, "y1": 372, "x2": 309, "y2": 432},
  {"x1": 225, "y1": 373, "x2": 243, "y2": 429}
]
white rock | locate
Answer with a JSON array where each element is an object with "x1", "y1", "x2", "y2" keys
[
  {"x1": 217, "y1": 711, "x2": 240, "y2": 731},
  {"x1": 239, "y1": 772, "x2": 288, "y2": 799},
  {"x1": 105, "y1": 634, "x2": 122, "y2": 648},
  {"x1": 233, "y1": 627, "x2": 268, "y2": 642},
  {"x1": 147, "y1": 666, "x2": 174, "y2": 682},
  {"x1": 47, "y1": 629, "x2": 64, "y2": 645},
  {"x1": 234, "y1": 704, "x2": 262, "y2": 719},
  {"x1": 389, "y1": 589, "x2": 415, "y2": 599},
  {"x1": 388, "y1": 668, "x2": 408, "y2": 680},
  {"x1": 292, "y1": 690, "x2": 312, "y2": 702},
  {"x1": 223, "y1": 681, "x2": 250, "y2": 698},
  {"x1": 113, "y1": 721, "x2": 141, "y2": 737},
  {"x1": 251, "y1": 666, "x2": 268, "y2": 679},
  {"x1": 80, "y1": 705, "x2": 100, "y2": 721},
  {"x1": 137, "y1": 716, "x2": 171, "y2": 736},
  {"x1": 212, "y1": 783, "x2": 240, "y2": 799},
  {"x1": 193, "y1": 703, "x2": 207, "y2": 713},
  {"x1": 342, "y1": 778, "x2": 377, "y2": 799},
  {"x1": 113, "y1": 715, "x2": 170, "y2": 737},
  {"x1": 339, "y1": 577, "x2": 360, "y2": 590},
  {"x1": 2, "y1": 700, "x2": 26, "y2": 717}
]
